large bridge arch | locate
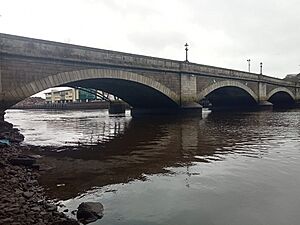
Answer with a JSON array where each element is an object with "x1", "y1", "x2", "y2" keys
[{"x1": 5, "y1": 69, "x2": 180, "y2": 109}]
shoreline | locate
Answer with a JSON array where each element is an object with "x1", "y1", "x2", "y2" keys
[{"x1": 0, "y1": 121, "x2": 79, "y2": 225}]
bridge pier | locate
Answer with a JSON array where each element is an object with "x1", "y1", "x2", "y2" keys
[
  {"x1": 258, "y1": 82, "x2": 273, "y2": 110},
  {"x1": 109, "y1": 101, "x2": 126, "y2": 114},
  {"x1": 179, "y1": 102, "x2": 203, "y2": 116},
  {"x1": 258, "y1": 101, "x2": 273, "y2": 110},
  {"x1": 131, "y1": 103, "x2": 202, "y2": 117}
]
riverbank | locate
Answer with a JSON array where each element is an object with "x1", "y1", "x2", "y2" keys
[
  {"x1": 0, "y1": 121, "x2": 79, "y2": 225},
  {"x1": 12, "y1": 101, "x2": 110, "y2": 110},
  {"x1": 12, "y1": 100, "x2": 130, "y2": 111}
]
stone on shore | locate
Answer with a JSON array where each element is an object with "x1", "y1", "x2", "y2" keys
[
  {"x1": 0, "y1": 121, "x2": 24, "y2": 143},
  {"x1": 9, "y1": 155, "x2": 37, "y2": 167},
  {"x1": 77, "y1": 202, "x2": 104, "y2": 224},
  {"x1": 23, "y1": 191, "x2": 34, "y2": 198}
]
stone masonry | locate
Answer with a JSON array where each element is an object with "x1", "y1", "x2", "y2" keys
[{"x1": 1, "y1": 33, "x2": 300, "y2": 117}]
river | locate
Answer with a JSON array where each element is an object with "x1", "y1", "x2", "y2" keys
[{"x1": 5, "y1": 109, "x2": 300, "y2": 225}]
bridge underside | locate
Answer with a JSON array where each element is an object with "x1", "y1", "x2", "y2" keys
[
  {"x1": 67, "y1": 78, "x2": 203, "y2": 116},
  {"x1": 205, "y1": 87, "x2": 257, "y2": 111},
  {"x1": 268, "y1": 91, "x2": 295, "y2": 108},
  {"x1": 66, "y1": 78, "x2": 179, "y2": 109}
]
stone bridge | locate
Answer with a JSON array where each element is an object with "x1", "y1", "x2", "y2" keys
[{"x1": 1, "y1": 33, "x2": 299, "y2": 119}]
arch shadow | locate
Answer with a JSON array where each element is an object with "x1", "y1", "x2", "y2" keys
[
  {"x1": 267, "y1": 88, "x2": 295, "y2": 107},
  {"x1": 198, "y1": 81, "x2": 258, "y2": 110},
  {"x1": 7, "y1": 69, "x2": 180, "y2": 109}
]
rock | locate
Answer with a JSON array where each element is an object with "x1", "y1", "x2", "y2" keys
[
  {"x1": 28, "y1": 179, "x2": 39, "y2": 187},
  {"x1": 0, "y1": 139, "x2": 10, "y2": 147},
  {"x1": 0, "y1": 217, "x2": 14, "y2": 223},
  {"x1": 52, "y1": 218, "x2": 80, "y2": 225},
  {"x1": 31, "y1": 164, "x2": 40, "y2": 170},
  {"x1": 9, "y1": 177, "x2": 18, "y2": 184},
  {"x1": 0, "y1": 121, "x2": 12, "y2": 128},
  {"x1": 0, "y1": 160, "x2": 6, "y2": 168},
  {"x1": 23, "y1": 191, "x2": 34, "y2": 198},
  {"x1": 11, "y1": 222, "x2": 22, "y2": 225},
  {"x1": 2, "y1": 197, "x2": 11, "y2": 203},
  {"x1": 40, "y1": 211, "x2": 47, "y2": 216},
  {"x1": 0, "y1": 122, "x2": 24, "y2": 143},
  {"x1": 56, "y1": 202, "x2": 65, "y2": 207},
  {"x1": 15, "y1": 189, "x2": 23, "y2": 195},
  {"x1": 31, "y1": 206, "x2": 41, "y2": 212},
  {"x1": 45, "y1": 203, "x2": 57, "y2": 212},
  {"x1": 9, "y1": 155, "x2": 36, "y2": 167},
  {"x1": 77, "y1": 202, "x2": 104, "y2": 224}
]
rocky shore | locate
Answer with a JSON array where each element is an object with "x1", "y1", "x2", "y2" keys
[{"x1": 0, "y1": 121, "x2": 79, "y2": 225}]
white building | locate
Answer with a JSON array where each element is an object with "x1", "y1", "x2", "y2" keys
[{"x1": 45, "y1": 88, "x2": 118, "y2": 103}]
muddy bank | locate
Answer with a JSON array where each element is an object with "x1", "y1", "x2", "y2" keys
[{"x1": 0, "y1": 121, "x2": 79, "y2": 225}]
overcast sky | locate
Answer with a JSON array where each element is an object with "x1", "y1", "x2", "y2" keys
[{"x1": 1, "y1": 0, "x2": 299, "y2": 80}]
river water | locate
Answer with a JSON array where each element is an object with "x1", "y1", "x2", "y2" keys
[{"x1": 5, "y1": 109, "x2": 300, "y2": 225}]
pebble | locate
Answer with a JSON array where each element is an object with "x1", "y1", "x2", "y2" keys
[{"x1": 23, "y1": 191, "x2": 34, "y2": 198}]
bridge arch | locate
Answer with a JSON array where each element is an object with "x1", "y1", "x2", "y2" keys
[
  {"x1": 6, "y1": 69, "x2": 180, "y2": 108},
  {"x1": 198, "y1": 80, "x2": 258, "y2": 109},
  {"x1": 267, "y1": 87, "x2": 295, "y2": 106},
  {"x1": 267, "y1": 87, "x2": 295, "y2": 101},
  {"x1": 198, "y1": 80, "x2": 259, "y2": 102}
]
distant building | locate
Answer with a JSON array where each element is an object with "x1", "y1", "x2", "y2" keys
[
  {"x1": 45, "y1": 88, "x2": 108, "y2": 104},
  {"x1": 284, "y1": 73, "x2": 300, "y2": 82}
]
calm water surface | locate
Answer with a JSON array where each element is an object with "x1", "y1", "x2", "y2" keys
[{"x1": 6, "y1": 109, "x2": 300, "y2": 225}]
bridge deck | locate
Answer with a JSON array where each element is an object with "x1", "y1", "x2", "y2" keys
[{"x1": 0, "y1": 33, "x2": 297, "y2": 87}]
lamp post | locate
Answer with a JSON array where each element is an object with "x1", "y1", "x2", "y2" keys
[
  {"x1": 247, "y1": 59, "x2": 251, "y2": 72},
  {"x1": 185, "y1": 43, "x2": 189, "y2": 62},
  {"x1": 260, "y1": 62, "x2": 263, "y2": 75}
]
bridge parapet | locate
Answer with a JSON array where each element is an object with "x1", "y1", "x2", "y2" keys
[
  {"x1": 0, "y1": 33, "x2": 181, "y2": 72},
  {"x1": 1, "y1": 33, "x2": 298, "y2": 89},
  {"x1": 181, "y1": 63, "x2": 259, "y2": 81},
  {"x1": 260, "y1": 75, "x2": 297, "y2": 87}
]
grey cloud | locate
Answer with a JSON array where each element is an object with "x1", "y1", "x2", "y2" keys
[
  {"x1": 97, "y1": 0, "x2": 160, "y2": 18},
  {"x1": 187, "y1": 0, "x2": 300, "y2": 53},
  {"x1": 181, "y1": 0, "x2": 300, "y2": 75},
  {"x1": 128, "y1": 31, "x2": 187, "y2": 53}
]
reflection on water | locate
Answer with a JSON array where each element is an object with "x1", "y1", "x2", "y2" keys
[
  {"x1": 6, "y1": 109, "x2": 300, "y2": 225},
  {"x1": 6, "y1": 110, "x2": 132, "y2": 146}
]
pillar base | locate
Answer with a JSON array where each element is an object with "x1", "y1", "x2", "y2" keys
[
  {"x1": 109, "y1": 101, "x2": 126, "y2": 114},
  {"x1": 210, "y1": 106, "x2": 257, "y2": 112},
  {"x1": 131, "y1": 103, "x2": 202, "y2": 118},
  {"x1": 258, "y1": 101, "x2": 273, "y2": 111},
  {"x1": 180, "y1": 102, "x2": 203, "y2": 116}
]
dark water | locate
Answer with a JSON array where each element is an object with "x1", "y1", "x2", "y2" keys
[{"x1": 6, "y1": 109, "x2": 300, "y2": 225}]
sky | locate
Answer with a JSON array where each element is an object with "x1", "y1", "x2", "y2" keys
[{"x1": 1, "y1": 0, "x2": 299, "y2": 97}]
